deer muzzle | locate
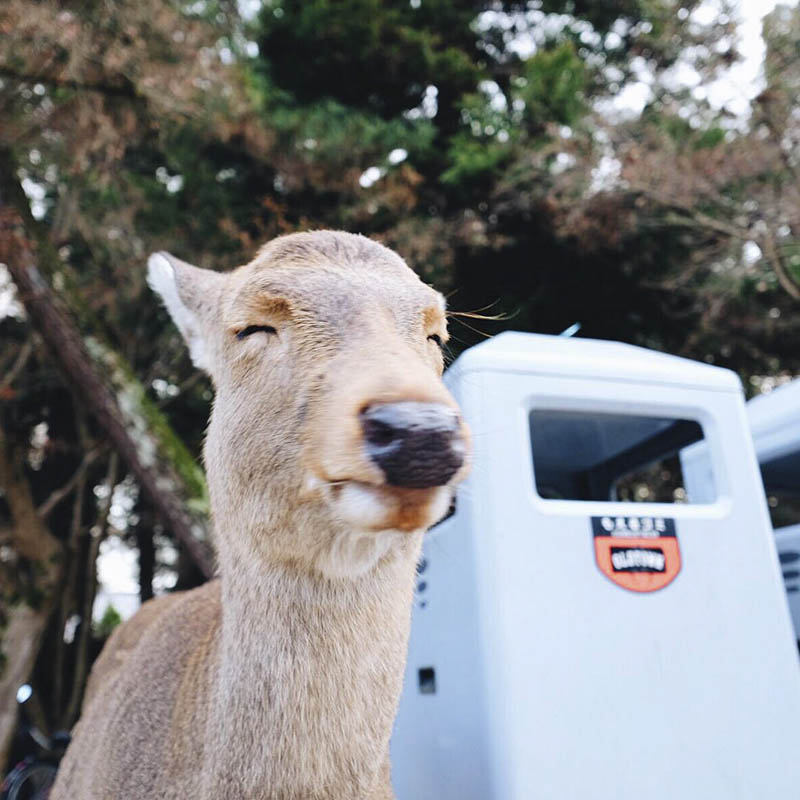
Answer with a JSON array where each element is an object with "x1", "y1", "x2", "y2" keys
[{"x1": 360, "y1": 402, "x2": 466, "y2": 489}]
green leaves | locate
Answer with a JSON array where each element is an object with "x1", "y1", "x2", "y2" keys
[
  {"x1": 519, "y1": 43, "x2": 588, "y2": 130},
  {"x1": 257, "y1": 0, "x2": 481, "y2": 123}
]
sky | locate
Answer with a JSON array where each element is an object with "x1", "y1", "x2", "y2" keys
[
  {"x1": 607, "y1": 0, "x2": 798, "y2": 119},
  {"x1": 706, "y1": 0, "x2": 797, "y2": 114}
]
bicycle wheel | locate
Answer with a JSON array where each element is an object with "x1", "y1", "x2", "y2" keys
[{"x1": 5, "y1": 761, "x2": 57, "y2": 800}]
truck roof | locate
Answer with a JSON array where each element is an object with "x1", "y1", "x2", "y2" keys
[
  {"x1": 450, "y1": 331, "x2": 741, "y2": 393},
  {"x1": 747, "y1": 377, "x2": 800, "y2": 466}
]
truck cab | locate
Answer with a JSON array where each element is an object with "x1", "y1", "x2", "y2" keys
[
  {"x1": 748, "y1": 379, "x2": 800, "y2": 641},
  {"x1": 392, "y1": 332, "x2": 800, "y2": 800}
]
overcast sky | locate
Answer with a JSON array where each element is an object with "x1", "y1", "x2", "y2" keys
[{"x1": 706, "y1": 0, "x2": 797, "y2": 115}]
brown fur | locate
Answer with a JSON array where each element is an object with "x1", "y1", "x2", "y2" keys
[{"x1": 51, "y1": 231, "x2": 469, "y2": 800}]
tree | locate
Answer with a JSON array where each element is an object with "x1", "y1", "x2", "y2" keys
[
  {"x1": 591, "y1": 4, "x2": 800, "y2": 378},
  {"x1": 1, "y1": 0, "x2": 796, "y2": 770},
  {"x1": 0, "y1": 0, "x2": 231, "y2": 759}
]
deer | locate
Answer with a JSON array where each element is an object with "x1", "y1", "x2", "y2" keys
[{"x1": 50, "y1": 230, "x2": 470, "y2": 800}]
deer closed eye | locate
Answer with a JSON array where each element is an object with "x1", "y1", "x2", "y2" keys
[{"x1": 237, "y1": 325, "x2": 277, "y2": 340}]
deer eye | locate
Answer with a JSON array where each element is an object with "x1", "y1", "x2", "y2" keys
[
  {"x1": 236, "y1": 325, "x2": 277, "y2": 340},
  {"x1": 427, "y1": 334, "x2": 444, "y2": 348}
]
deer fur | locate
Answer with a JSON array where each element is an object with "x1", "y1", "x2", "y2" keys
[{"x1": 51, "y1": 231, "x2": 470, "y2": 800}]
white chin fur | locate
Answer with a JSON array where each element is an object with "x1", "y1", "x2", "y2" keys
[
  {"x1": 313, "y1": 482, "x2": 451, "y2": 579},
  {"x1": 333, "y1": 481, "x2": 451, "y2": 532},
  {"x1": 335, "y1": 482, "x2": 392, "y2": 529}
]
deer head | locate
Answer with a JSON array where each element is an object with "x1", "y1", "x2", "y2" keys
[{"x1": 148, "y1": 231, "x2": 470, "y2": 579}]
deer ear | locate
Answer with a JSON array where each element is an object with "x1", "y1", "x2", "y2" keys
[{"x1": 147, "y1": 251, "x2": 225, "y2": 372}]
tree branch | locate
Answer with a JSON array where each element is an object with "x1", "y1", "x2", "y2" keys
[
  {"x1": 0, "y1": 149, "x2": 213, "y2": 578},
  {"x1": 65, "y1": 453, "x2": 119, "y2": 725},
  {"x1": 628, "y1": 184, "x2": 750, "y2": 241},
  {"x1": 0, "y1": 339, "x2": 33, "y2": 393},
  {"x1": 761, "y1": 228, "x2": 800, "y2": 301},
  {"x1": 0, "y1": 423, "x2": 63, "y2": 766},
  {"x1": 0, "y1": 65, "x2": 137, "y2": 99},
  {"x1": 37, "y1": 444, "x2": 106, "y2": 520},
  {"x1": 629, "y1": 183, "x2": 800, "y2": 302}
]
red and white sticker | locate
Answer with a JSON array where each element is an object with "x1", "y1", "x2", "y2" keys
[{"x1": 592, "y1": 516, "x2": 681, "y2": 593}]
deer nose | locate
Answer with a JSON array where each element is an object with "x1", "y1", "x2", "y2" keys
[{"x1": 360, "y1": 402, "x2": 466, "y2": 489}]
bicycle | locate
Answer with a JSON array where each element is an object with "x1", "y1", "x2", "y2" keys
[{"x1": 0, "y1": 687, "x2": 69, "y2": 800}]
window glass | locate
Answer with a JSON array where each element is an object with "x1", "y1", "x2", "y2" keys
[
  {"x1": 761, "y1": 450, "x2": 800, "y2": 529},
  {"x1": 529, "y1": 409, "x2": 713, "y2": 503}
]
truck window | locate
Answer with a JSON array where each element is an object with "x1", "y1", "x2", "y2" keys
[
  {"x1": 760, "y1": 450, "x2": 800, "y2": 529},
  {"x1": 529, "y1": 409, "x2": 713, "y2": 503}
]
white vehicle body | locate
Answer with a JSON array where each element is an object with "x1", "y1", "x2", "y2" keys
[
  {"x1": 747, "y1": 379, "x2": 800, "y2": 638},
  {"x1": 392, "y1": 332, "x2": 800, "y2": 800}
]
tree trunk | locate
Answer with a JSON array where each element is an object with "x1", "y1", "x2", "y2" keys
[
  {"x1": 0, "y1": 148, "x2": 213, "y2": 578},
  {"x1": 0, "y1": 606, "x2": 54, "y2": 766},
  {"x1": 0, "y1": 148, "x2": 213, "y2": 759},
  {"x1": 0, "y1": 426, "x2": 63, "y2": 768},
  {"x1": 137, "y1": 526, "x2": 155, "y2": 604},
  {"x1": 64, "y1": 455, "x2": 119, "y2": 728}
]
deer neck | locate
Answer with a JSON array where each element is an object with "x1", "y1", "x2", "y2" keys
[{"x1": 206, "y1": 523, "x2": 423, "y2": 798}]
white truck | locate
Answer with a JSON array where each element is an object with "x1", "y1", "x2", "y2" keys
[
  {"x1": 748, "y1": 379, "x2": 800, "y2": 640},
  {"x1": 391, "y1": 332, "x2": 800, "y2": 800}
]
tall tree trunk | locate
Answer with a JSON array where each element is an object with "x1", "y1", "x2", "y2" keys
[
  {"x1": 137, "y1": 526, "x2": 155, "y2": 604},
  {"x1": 0, "y1": 426, "x2": 63, "y2": 768},
  {"x1": 0, "y1": 147, "x2": 213, "y2": 759},
  {"x1": 0, "y1": 147, "x2": 213, "y2": 578},
  {"x1": 64, "y1": 455, "x2": 119, "y2": 728}
]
